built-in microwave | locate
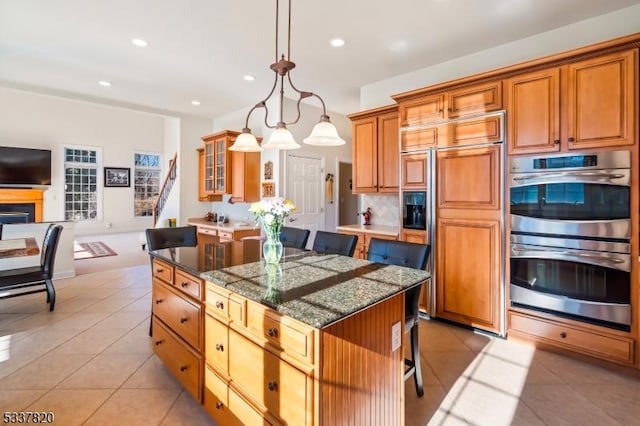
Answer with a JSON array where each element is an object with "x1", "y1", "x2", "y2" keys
[{"x1": 403, "y1": 191, "x2": 426, "y2": 230}]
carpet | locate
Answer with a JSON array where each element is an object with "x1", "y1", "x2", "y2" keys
[{"x1": 74, "y1": 241, "x2": 118, "y2": 260}]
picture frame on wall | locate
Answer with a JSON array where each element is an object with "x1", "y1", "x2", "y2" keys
[{"x1": 104, "y1": 167, "x2": 130, "y2": 187}]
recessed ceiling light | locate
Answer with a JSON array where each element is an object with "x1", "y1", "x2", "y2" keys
[
  {"x1": 131, "y1": 38, "x2": 149, "y2": 47},
  {"x1": 191, "y1": 100, "x2": 201, "y2": 106},
  {"x1": 330, "y1": 38, "x2": 345, "y2": 48},
  {"x1": 243, "y1": 74, "x2": 256, "y2": 82},
  {"x1": 98, "y1": 80, "x2": 112, "y2": 87}
]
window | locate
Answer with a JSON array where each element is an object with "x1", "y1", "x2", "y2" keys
[
  {"x1": 134, "y1": 153, "x2": 161, "y2": 217},
  {"x1": 64, "y1": 147, "x2": 99, "y2": 221}
]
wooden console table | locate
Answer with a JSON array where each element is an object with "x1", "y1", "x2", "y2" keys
[{"x1": 0, "y1": 237, "x2": 40, "y2": 259}]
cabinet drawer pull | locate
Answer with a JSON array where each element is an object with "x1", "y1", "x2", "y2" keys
[
  {"x1": 554, "y1": 139, "x2": 560, "y2": 145},
  {"x1": 215, "y1": 301, "x2": 224, "y2": 309},
  {"x1": 180, "y1": 317, "x2": 188, "y2": 324},
  {"x1": 215, "y1": 402, "x2": 224, "y2": 409},
  {"x1": 560, "y1": 332, "x2": 567, "y2": 339},
  {"x1": 155, "y1": 299, "x2": 163, "y2": 304},
  {"x1": 181, "y1": 281, "x2": 189, "y2": 288},
  {"x1": 154, "y1": 340, "x2": 164, "y2": 346},
  {"x1": 268, "y1": 381, "x2": 278, "y2": 391},
  {"x1": 156, "y1": 268, "x2": 164, "y2": 273},
  {"x1": 215, "y1": 343, "x2": 224, "y2": 352},
  {"x1": 180, "y1": 365, "x2": 188, "y2": 372},
  {"x1": 568, "y1": 137, "x2": 575, "y2": 142},
  {"x1": 267, "y1": 327, "x2": 278, "y2": 338}
]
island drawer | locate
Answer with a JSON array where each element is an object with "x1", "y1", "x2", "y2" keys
[
  {"x1": 246, "y1": 300, "x2": 314, "y2": 365},
  {"x1": 175, "y1": 269, "x2": 203, "y2": 301},
  {"x1": 206, "y1": 284, "x2": 230, "y2": 320},
  {"x1": 509, "y1": 311, "x2": 634, "y2": 364},
  {"x1": 152, "y1": 317, "x2": 202, "y2": 402},
  {"x1": 218, "y1": 230, "x2": 234, "y2": 241},
  {"x1": 153, "y1": 279, "x2": 202, "y2": 350},
  {"x1": 204, "y1": 366, "x2": 272, "y2": 426},
  {"x1": 152, "y1": 258, "x2": 174, "y2": 284},
  {"x1": 205, "y1": 311, "x2": 229, "y2": 374},
  {"x1": 229, "y1": 329, "x2": 309, "y2": 426}
]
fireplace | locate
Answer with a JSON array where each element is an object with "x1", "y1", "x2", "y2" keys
[{"x1": 0, "y1": 189, "x2": 44, "y2": 223}]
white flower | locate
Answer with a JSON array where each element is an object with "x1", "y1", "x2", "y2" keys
[{"x1": 264, "y1": 213, "x2": 275, "y2": 225}]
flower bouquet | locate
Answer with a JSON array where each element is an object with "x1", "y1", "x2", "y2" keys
[{"x1": 249, "y1": 197, "x2": 296, "y2": 264}]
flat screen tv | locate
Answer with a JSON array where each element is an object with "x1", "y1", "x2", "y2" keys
[{"x1": 0, "y1": 146, "x2": 52, "y2": 186}]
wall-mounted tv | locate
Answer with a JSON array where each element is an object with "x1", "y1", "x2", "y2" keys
[{"x1": 0, "y1": 146, "x2": 52, "y2": 186}]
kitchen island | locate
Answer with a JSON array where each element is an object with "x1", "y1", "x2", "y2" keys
[{"x1": 149, "y1": 237, "x2": 429, "y2": 425}]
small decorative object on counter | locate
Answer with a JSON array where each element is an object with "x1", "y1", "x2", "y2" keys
[
  {"x1": 204, "y1": 211, "x2": 216, "y2": 222},
  {"x1": 358, "y1": 207, "x2": 372, "y2": 226},
  {"x1": 249, "y1": 197, "x2": 296, "y2": 264}
]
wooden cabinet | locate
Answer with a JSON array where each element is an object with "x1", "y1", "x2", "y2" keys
[
  {"x1": 151, "y1": 260, "x2": 205, "y2": 402},
  {"x1": 401, "y1": 152, "x2": 427, "y2": 189},
  {"x1": 507, "y1": 49, "x2": 636, "y2": 155},
  {"x1": 435, "y1": 145, "x2": 503, "y2": 334},
  {"x1": 349, "y1": 106, "x2": 399, "y2": 194},
  {"x1": 200, "y1": 130, "x2": 260, "y2": 202},
  {"x1": 399, "y1": 80, "x2": 502, "y2": 127},
  {"x1": 401, "y1": 228, "x2": 427, "y2": 244},
  {"x1": 336, "y1": 229, "x2": 398, "y2": 259},
  {"x1": 401, "y1": 123, "x2": 443, "y2": 151}
]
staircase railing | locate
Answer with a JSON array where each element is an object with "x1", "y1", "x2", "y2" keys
[{"x1": 153, "y1": 153, "x2": 177, "y2": 226}]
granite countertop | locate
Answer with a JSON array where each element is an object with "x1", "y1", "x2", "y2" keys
[
  {"x1": 202, "y1": 252, "x2": 429, "y2": 329},
  {"x1": 335, "y1": 224, "x2": 399, "y2": 237},
  {"x1": 187, "y1": 217, "x2": 257, "y2": 232}
]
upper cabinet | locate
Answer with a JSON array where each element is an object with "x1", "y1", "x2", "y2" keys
[
  {"x1": 506, "y1": 49, "x2": 637, "y2": 155},
  {"x1": 349, "y1": 106, "x2": 399, "y2": 194},
  {"x1": 398, "y1": 81, "x2": 503, "y2": 127},
  {"x1": 199, "y1": 130, "x2": 260, "y2": 203}
]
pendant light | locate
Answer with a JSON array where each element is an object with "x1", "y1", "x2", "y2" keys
[{"x1": 228, "y1": 0, "x2": 345, "y2": 152}]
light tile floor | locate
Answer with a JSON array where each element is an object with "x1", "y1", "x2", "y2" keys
[{"x1": 1, "y1": 265, "x2": 640, "y2": 425}]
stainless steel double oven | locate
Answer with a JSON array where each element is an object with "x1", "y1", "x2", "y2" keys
[{"x1": 509, "y1": 150, "x2": 631, "y2": 330}]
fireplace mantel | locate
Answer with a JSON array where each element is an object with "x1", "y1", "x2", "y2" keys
[{"x1": 0, "y1": 188, "x2": 44, "y2": 222}]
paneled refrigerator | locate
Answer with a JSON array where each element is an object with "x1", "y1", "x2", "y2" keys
[{"x1": 400, "y1": 111, "x2": 506, "y2": 336}]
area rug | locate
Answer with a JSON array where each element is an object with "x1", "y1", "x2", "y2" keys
[{"x1": 74, "y1": 241, "x2": 118, "y2": 260}]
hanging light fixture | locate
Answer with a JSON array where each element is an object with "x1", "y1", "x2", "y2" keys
[{"x1": 229, "y1": 0, "x2": 345, "y2": 152}]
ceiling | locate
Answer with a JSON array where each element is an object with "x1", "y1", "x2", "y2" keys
[{"x1": 1, "y1": 0, "x2": 639, "y2": 119}]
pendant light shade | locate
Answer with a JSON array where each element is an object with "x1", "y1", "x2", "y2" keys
[
  {"x1": 304, "y1": 117, "x2": 345, "y2": 146},
  {"x1": 238, "y1": 0, "x2": 344, "y2": 150},
  {"x1": 262, "y1": 125, "x2": 300, "y2": 150},
  {"x1": 228, "y1": 129, "x2": 263, "y2": 152}
]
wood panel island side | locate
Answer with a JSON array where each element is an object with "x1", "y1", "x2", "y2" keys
[{"x1": 149, "y1": 238, "x2": 429, "y2": 426}]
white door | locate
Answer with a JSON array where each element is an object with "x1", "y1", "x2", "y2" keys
[{"x1": 285, "y1": 154, "x2": 324, "y2": 249}]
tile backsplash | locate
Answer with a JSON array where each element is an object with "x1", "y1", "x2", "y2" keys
[{"x1": 360, "y1": 194, "x2": 400, "y2": 227}]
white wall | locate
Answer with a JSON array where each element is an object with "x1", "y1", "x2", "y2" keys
[
  {"x1": 361, "y1": 4, "x2": 640, "y2": 110},
  {"x1": 0, "y1": 87, "x2": 164, "y2": 235}
]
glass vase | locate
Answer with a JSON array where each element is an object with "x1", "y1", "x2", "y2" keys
[{"x1": 262, "y1": 231, "x2": 283, "y2": 265}]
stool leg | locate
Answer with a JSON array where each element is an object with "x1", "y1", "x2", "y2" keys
[{"x1": 411, "y1": 324, "x2": 424, "y2": 397}]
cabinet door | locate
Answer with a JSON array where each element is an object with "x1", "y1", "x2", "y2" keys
[
  {"x1": 566, "y1": 50, "x2": 636, "y2": 150},
  {"x1": 506, "y1": 67, "x2": 561, "y2": 155},
  {"x1": 205, "y1": 312, "x2": 229, "y2": 374},
  {"x1": 204, "y1": 142, "x2": 215, "y2": 193},
  {"x1": 401, "y1": 229, "x2": 427, "y2": 244},
  {"x1": 399, "y1": 93, "x2": 445, "y2": 126},
  {"x1": 197, "y1": 148, "x2": 209, "y2": 201},
  {"x1": 377, "y1": 112, "x2": 399, "y2": 193},
  {"x1": 352, "y1": 117, "x2": 378, "y2": 193},
  {"x1": 401, "y1": 125, "x2": 441, "y2": 151},
  {"x1": 447, "y1": 81, "x2": 502, "y2": 119},
  {"x1": 436, "y1": 218, "x2": 501, "y2": 333},
  {"x1": 401, "y1": 153, "x2": 427, "y2": 189},
  {"x1": 230, "y1": 150, "x2": 260, "y2": 203},
  {"x1": 213, "y1": 137, "x2": 229, "y2": 195},
  {"x1": 445, "y1": 114, "x2": 503, "y2": 148}
]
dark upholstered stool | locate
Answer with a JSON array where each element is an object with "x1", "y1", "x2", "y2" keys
[
  {"x1": 367, "y1": 238, "x2": 431, "y2": 397},
  {"x1": 279, "y1": 226, "x2": 310, "y2": 249},
  {"x1": 312, "y1": 230, "x2": 358, "y2": 256}
]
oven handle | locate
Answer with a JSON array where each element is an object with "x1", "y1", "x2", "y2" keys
[
  {"x1": 512, "y1": 171, "x2": 625, "y2": 182},
  {"x1": 511, "y1": 244, "x2": 630, "y2": 272}
]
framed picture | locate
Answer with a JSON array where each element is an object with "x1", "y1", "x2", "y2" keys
[{"x1": 104, "y1": 167, "x2": 130, "y2": 187}]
